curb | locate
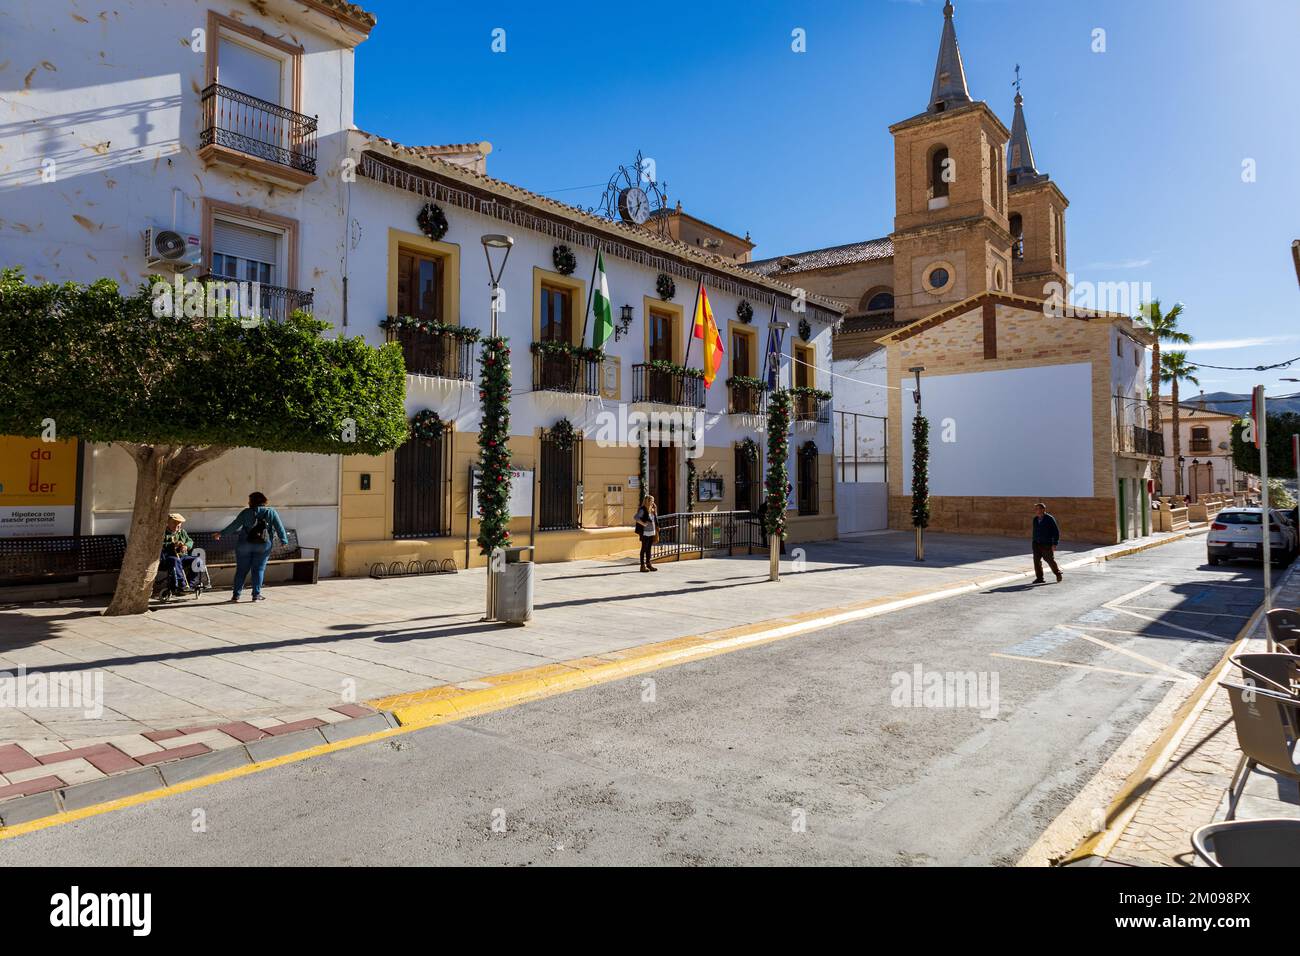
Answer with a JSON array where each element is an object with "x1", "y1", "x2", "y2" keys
[
  {"x1": 1051, "y1": 553, "x2": 1290, "y2": 866},
  {"x1": 0, "y1": 711, "x2": 397, "y2": 829}
]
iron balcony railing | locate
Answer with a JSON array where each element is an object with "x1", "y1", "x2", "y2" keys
[
  {"x1": 792, "y1": 392, "x2": 831, "y2": 424},
  {"x1": 531, "y1": 347, "x2": 600, "y2": 396},
  {"x1": 196, "y1": 274, "x2": 313, "y2": 323},
  {"x1": 632, "y1": 363, "x2": 705, "y2": 408},
  {"x1": 387, "y1": 327, "x2": 475, "y2": 381},
  {"x1": 650, "y1": 510, "x2": 765, "y2": 563},
  {"x1": 1127, "y1": 424, "x2": 1166, "y2": 457},
  {"x1": 199, "y1": 83, "x2": 318, "y2": 175},
  {"x1": 728, "y1": 380, "x2": 766, "y2": 416},
  {"x1": 1189, "y1": 438, "x2": 1214, "y2": 453}
]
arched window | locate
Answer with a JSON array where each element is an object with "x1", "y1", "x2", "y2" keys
[
  {"x1": 860, "y1": 288, "x2": 894, "y2": 313},
  {"x1": 929, "y1": 146, "x2": 950, "y2": 200},
  {"x1": 1008, "y1": 213, "x2": 1024, "y2": 259}
]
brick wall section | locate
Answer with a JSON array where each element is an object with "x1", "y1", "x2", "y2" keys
[{"x1": 888, "y1": 495, "x2": 1118, "y2": 544}]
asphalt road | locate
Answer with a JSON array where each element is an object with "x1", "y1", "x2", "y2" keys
[{"x1": 1, "y1": 536, "x2": 1266, "y2": 866}]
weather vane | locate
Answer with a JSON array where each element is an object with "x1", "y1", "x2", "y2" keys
[{"x1": 1013, "y1": 63, "x2": 1022, "y2": 94}]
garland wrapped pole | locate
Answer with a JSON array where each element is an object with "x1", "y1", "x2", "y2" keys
[
  {"x1": 765, "y1": 388, "x2": 792, "y2": 581},
  {"x1": 477, "y1": 335, "x2": 513, "y2": 615},
  {"x1": 909, "y1": 366, "x2": 929, "y2": 561}
]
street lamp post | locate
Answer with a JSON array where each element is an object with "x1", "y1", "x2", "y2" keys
[
  {"x1": 910, "y1": 365, "x2": 926, "y2": 561},
  {"x1": 480, "y1": 234, "x2": 514, "y2": 621}
]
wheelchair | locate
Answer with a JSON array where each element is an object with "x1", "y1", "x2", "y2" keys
[{"x1": 151, "y1": 547, "x2": 212, "y2": 603}]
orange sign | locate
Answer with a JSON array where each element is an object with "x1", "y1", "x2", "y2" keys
[{"x1": 0, "y1": 436, "x2": 80, "y2": 536}]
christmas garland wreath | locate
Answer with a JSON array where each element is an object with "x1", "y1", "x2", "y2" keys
[
  {"x1": 655, "y1": 273, "x2": 676, "y2": 301},
  {"x1": 417, "y1": 202, "x2": 449, "y2": 241},
  {"x1": 410, "y1": 409, "x2": 446, "y2": 442},
  {"x1": 737, "y1": 437, "x2": 760, "y2": 464},
  {"x1": 911, "y1": 414, "x2": 931, "y2": 529},
  {"x1": 764, "y1": 389, "x2": 793, "y2": 539},
  {"x1": 552, "y1": 244, "x2": 577, "y2": 276},
  {"x1": 548, "y1": 417, "x2": 578, "y2": 451},
  {"x1": 737, "y1": 300, "x2": 754, "y2": 324}
]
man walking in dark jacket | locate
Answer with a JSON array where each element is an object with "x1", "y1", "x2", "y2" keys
[{"x1": 1032, "y1": 502, "x2": 1063, "y2": 584}]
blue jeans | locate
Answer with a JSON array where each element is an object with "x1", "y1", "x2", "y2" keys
[
  {"x1": 233, "y1": 541, "x2": 273, "y2": 597},
  {"x1": 160, "y1": 552, "x2": 197, "y2": 590}
]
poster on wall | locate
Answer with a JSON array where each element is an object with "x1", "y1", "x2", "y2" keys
[
  {"x1": 0, "y1": 436, "x2": 80, "y2": 537},
  {"x1": 469, "y1": 466, "x2": 534, "y2": 517}
]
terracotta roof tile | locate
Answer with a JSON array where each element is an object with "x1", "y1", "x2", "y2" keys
[
  {"x1": 357, "y1": 132, "x2": 844, "y2": 317},
  {"x1": 745, "y1": 237, "x2": 894, "y2": 277}
]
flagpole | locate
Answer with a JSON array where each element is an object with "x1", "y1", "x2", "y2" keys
[
  {"x1": 682, "y1": 276, "x2": 702, "y2": 370},
  {"x1": 579, "y1": 243, "x2": 600, "y2": 346}
]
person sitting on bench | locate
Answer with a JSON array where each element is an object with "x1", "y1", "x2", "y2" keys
[{"x1": 160, "y1": 512, "x2": 198, "y2": 592}]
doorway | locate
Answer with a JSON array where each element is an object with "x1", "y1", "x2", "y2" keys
[{"x1": 648, "y1": 444, "x2": 677, "y2": 514}]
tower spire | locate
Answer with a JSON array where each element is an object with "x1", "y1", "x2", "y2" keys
[
  {"x1": 928, "y1": 1, "x2": 972, "y2": 113},
  {"x1": 1006, "y1": 69, "x2": 1043, "y2": 185}
]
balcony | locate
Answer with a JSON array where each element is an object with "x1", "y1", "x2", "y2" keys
[
  {"x1": 791, "y1": 388, "x2": 831, "y2": 424},
  {"x1": 199, "y1": 84, "x2": 318, "y2": 188},
  {"x1": 530, "y1": 343, "x2": 601, "y2": 397},
  {"x1": 727, "y1": 377, "x2": 766, "y2": 416},
  {"x1": 1118, "y1": 424, "x2": 1165, "y2": 458},
  {"x1": 632, "y1": 362, "x2": 705, "y2": 408},
  {"x1": 384, "y1": 321, "x2": 476, "y2": 382},
  {"x1": 1189, "y1": 438, "x2": 1213, "y2": 454},
  {"x1": 196, "y1": 274, "x2": 313, "y2": 323}
]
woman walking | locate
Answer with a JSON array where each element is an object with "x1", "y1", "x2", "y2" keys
[
  {"x1": 634, "y1": 494, "x2": 658, "y2": 572},
  {"x1": 214, "y1": 491, "x2": 289, "y2": 602}
]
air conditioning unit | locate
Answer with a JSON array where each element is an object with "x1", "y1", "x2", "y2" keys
[{"x1": 143, "y1": 225, "x2": 201, "y2": 271}]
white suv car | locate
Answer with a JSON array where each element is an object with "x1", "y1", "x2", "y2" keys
[{"x1": 1207, "y1": 507, "x2": 1297, "y2": 566}]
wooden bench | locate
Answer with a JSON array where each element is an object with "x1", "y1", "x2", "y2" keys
[
  {"x1": 0, "y1": 534, "x2": 127, "y2": 584},
  {"x1": 188, "y1": 530, "x2": 319, "y2": 584}
]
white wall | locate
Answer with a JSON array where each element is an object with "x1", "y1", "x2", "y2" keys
[
  {"x1": 0, "y1": 0, "x2": 357, "y2": 569},
  {"x1": 345, "y1": 168, "x2": 838, "y2": 461},
  {"x1": 902, "y1": 362, "x2": 1095, "y2": 497}
]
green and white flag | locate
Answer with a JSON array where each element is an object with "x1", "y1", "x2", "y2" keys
[{"x1": 591, "y1": 250, "x2": 614, "y2": 349}]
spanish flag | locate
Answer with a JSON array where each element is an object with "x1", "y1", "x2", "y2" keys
[{"x1": 691, "y1": 280, "x2": 725, "y2": 388}]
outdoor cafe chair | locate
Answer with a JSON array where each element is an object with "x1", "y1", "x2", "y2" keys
[
  {"x1": 1219, "y1": 680, "x2": 1300, "y2": 820},
  {"x1": 1232, "y1": 653, "x2": 1300, "y2": 734},
  {"x1": 1266, "y1": 608, "x2": 1300, "y2": 653},
  {"x1": 1192, "y1": 818, "x2": 1300, "y2": 866}
]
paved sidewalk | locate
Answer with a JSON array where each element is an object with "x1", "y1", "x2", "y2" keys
[
  {"x1": 0, "y1": 528, "x2": 1191, "y2": 761},
  {"x1": 1090, "y1": 563, "x2": 1300, "y2": 866}
]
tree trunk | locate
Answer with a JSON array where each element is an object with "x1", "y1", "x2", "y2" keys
[
  {"x1": 1171, "y1": 382, "x2": 1182, "y2": 498},
  {"x1": 1149, "y1": 344, "x2": 1162, "y2": 429},
  {"x1": 103, "y1": 443, "x2": 228, "y2": 616}
]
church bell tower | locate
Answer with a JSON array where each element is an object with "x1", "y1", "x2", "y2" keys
[{"x1": 889, "y1": 1, "x2": 1013, "y2": 326}]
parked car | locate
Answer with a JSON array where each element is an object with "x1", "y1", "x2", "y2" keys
[{"x1": 1207, "y1": 507, "x2": 1297, "y2": 566}]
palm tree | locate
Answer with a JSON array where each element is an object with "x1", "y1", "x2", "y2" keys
[
  {"x1": 1161, "y1": 351, "x2": 1200, "y2": 497},
  {"x1": 1135, "y1": 299, "x2": 1190, "y2": 429}
]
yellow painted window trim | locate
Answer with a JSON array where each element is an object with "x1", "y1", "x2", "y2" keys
[
  {"x1": 386, "y1": 228, "x2": 462, "y2": 325},
  {"x1": 532, "y1": 266, "x2": 587, "y2": 346},
  {"x1": 643, "y1": 295, "x2": 685, "y2": 365}
]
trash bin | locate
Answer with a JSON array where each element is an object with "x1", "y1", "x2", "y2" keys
[{"x1": 493, "y1": 545, "x2": 534, "y2": 624}]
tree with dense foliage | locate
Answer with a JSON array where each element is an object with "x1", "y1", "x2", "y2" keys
[
  {"x1": 1160, "y1": 351, "x2": 1199, "y2": 496},
  {"x1": 1134, "y1": 299, "x2": 1191, "y2": 429},
  {"x1": 1231, "y1": 412, "x2": 1300, "y2": 481},
  {"x1": 0, "y1": 270, "x2": 408, "y2": 614}
]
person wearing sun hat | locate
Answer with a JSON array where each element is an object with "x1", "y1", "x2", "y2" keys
[{"x1": 160, "y1": 512, "x2": 197, "y2": 592}]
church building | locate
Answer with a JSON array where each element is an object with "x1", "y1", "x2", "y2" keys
[{"x1": 747, "y1": 1, "x2": 1159, "y2": 545}]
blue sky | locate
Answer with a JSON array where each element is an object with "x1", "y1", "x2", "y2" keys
[{"x1": 355, "y1": 0, "x2": 1300, "y2": 399}]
